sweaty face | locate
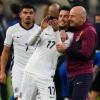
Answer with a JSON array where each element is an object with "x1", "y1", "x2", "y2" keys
[
  {"x1": 20, "y1": 8, "x2": 36, "y2": 25},
  {"x1": 69, "y1": 10, "x2": 83, "y2": 27},
  {"x1": 58, "y1": 10, "x2": 69, "y2": 27}
]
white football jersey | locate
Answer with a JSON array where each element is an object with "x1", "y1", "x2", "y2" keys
[
  {"x1": 25, "y1": 26, "x2": 73, "y2": 79},
  {"x1": 4, "y1": 23, "x2": 40, "y2": 68}
]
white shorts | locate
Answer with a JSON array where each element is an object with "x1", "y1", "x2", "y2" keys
[
  {"x1": 20, "y1": 71, "x2": 56, "y2": 100},
  {"x1": 12, "y1": 66, "x2": 24, "y2": 98}
]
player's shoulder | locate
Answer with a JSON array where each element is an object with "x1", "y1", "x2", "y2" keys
[
  {"x1": 30, "y1": 24, "x2": 41, "y2": 35},
  {"x1": 43, "y1": 26, "x2": 54, "y2": 34},
  {"x1": 33, "y1": 24, "x2": 41, "y2": 30},
  {"x1": 7, "y1": 23, "x2": 20, "y2": 31}
]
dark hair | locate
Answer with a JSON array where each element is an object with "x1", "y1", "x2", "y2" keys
[
  {"x1": 59, "y1": 6, "x2": 71, "y2": 12},
  {"x1": 10, "y1": 4, "x2": 20, "y2": 15},
  {"x1": 20, "y1": 4, "x2": 36, "y2": 12}
]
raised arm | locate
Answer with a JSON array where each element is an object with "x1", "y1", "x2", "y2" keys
[
  {"x1": 28, "y1": 16, "x2": 49, "y2": 45},
  {"x1": 28, "y1": 28, "x2": 43, "y2": 45}
]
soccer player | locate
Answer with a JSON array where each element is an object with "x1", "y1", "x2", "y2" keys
[
  {"x1": 0, "y1": 4, "x2": 40, "y2": 100},
  {"x1": 19, "y1": 15, "x2": 73, "y2": 100}
]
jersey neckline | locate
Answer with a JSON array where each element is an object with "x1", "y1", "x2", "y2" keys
[{"x1": 19, "y1": 22, "x2": 34, "y2": 30}]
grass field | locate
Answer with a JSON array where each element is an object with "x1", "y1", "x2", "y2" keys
[
  {"x1": 7, "y1": 74, "x2": 12, "y2": 100},
  {"x1": 97, "y1": 97, "x2": 100, "y2": 100}
]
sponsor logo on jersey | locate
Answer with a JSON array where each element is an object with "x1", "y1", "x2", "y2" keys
[{"x1": 45, "y1": 33, "x2": 50, "y2": 35}]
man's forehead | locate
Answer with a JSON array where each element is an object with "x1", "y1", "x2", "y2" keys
[
  {"x1": 70, "y1": 9, "x2": 80, "y2": 16},
  {"x1": 60, "y1": 10, "x2": 69, "y2": 14}
]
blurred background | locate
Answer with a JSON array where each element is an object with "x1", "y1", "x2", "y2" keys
[{"x1": 1, "y1": 0, "x2": 100, "y2": 24}]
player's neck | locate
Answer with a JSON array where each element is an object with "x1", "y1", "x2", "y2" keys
[{"x1": 20, "y1": 22, "x2": 34, "y2": 30}]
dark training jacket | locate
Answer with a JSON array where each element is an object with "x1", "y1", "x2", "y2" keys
[{"x1": 66, "y1": 20, "x2": 97, "y2": 78}]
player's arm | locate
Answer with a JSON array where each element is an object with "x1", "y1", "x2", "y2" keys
[
  {"x1": 28, "y1": 28, "x2": 43, "y2": 45},
  {"x1": 28, "y1": 16, "x2": 49, "y2": 45},
  {"x1": 56, "y1": 31, "x2": 73, "y2": 54},
  {"x1": 0, "y1": 46, "x2": 10, "y2": 84},
  {"x1": 1, "y1": 46, "x2": 10, "y2": 73},
  {"x1": 0, "y1": 33, "x2": 4, "y2": 71},
  {"x1": 64, "y1": 32, "x2": 73, "y2": 47},
  {"x1": 0, "y1": 27, "x2": 13, "y2": 84}
]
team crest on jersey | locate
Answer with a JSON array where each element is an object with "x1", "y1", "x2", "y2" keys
[{"x1": 76, "y1": 31, "x2": 85, "y2": 42}]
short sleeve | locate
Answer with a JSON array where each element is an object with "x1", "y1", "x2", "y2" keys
[{"x1": 4, "y1": 27, "x2": 13, "y2": 47}]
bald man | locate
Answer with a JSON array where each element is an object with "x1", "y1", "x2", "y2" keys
[
  {"x1": 56, "y1": 6, "x2": 97, "y2": 100},
  {"x1": 48, "y1": 3, "x2": 60, "y2": 17}
]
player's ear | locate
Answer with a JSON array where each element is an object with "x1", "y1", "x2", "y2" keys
[
  {"x1": 19, "y1": 12, "x2": 22, "y2": 19},
  {"x1": 19, "y1": 9, "x2": 24, "y2": 19}
]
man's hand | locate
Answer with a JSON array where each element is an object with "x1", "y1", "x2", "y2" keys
[
  {"x1": 60, "y1": 30, "x2": 68, "y2": 42},
  {"x1": 56, "y1": 42, "x2": 67, "y2": 53},
  {"x1": 41, "y1": 16, "x2": 49, "y2": 29},
  {"x1": 48, "y1": 19, "x2": 59, "y2": 32},
  {"x1": 0, "y1": 71, "x2": 6, "y2": 84}
]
